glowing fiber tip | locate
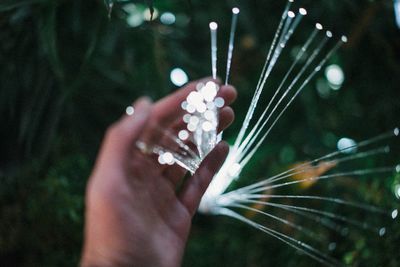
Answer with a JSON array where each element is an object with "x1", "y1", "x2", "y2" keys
[
  {"x1": 341, "y1": 36, "x2": 348, "y2": 43},
  {"x1": 232, "y1": 7, "x2": 240, "y2": 14},
  {"x1": 209, "y1": 22, "x2": 218, "y2": 30},
  {"x1": 326, "y1": 31, "x2": 333, "y2": 38},
  {"x1": 126, "y1": 106, "x2": 134, "y2": 116},
  {"x1": 299, "y1": 8, "x2": 307, "y2": 16},
  {"x1": 288, "y1": 11, "x2": 295, "y2": 18},
  {"x1": 315, "y1": 23, "x2": 323, "y2": 30}
]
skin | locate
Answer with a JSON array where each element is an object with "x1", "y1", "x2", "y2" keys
[{"x1": 81, "y1": 78, "x2": 236, "y2": 267}]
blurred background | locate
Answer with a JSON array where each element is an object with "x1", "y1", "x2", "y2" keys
[{"x1": 1, "y1": 0, "x2": 399, "y2": 266}]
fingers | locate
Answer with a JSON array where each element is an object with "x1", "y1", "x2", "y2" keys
[
  {"x1": 162, "y1": 164, "x2": 187, "y2": 188},
  {"x1": 219, "y1": 85, "x2": 237, "y2": 106},
  {"x1": 178, "y1": 142, "x2": 229, "y2": 216},
  {"x1": 141, "y1": 78, "x2": 236, "y2": 148},
  {"x1": 101, "y1": 98, "x2": 152, "y2": 162},
  {"x1": 217, "y1": 106, "x2": 235, "y2": 132},
  {"x1": 155, "y1": 82, "x2": 236, "y2": 185}
]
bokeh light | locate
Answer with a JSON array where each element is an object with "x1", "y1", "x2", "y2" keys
[
  {"x1": 170, "y1": 68, "x2": 189, "y2": 86},
  {"x1": 395, "y1": 0, "x2": 400, "y2": 28},
  {"x1": 325, "y1": 64, "x2": 345, "y2": 90},
  {"x1": 125, "y1": 106, "x2": 134, "y2": 116},
  {"x1": 160, "y1": 12, "x2": 176, "y2": 25},
  {"x1": 143, "y1": 7, "x2": 159, "y2": 21},
  {"x1": 337, "y1": 137, "x2": 357, "y2": 153},
  {"x1": 124, "y1": 4, "x2": 144, "y2": 27},
  {"x1": 394, "y1": 184, "x2": 400, "y2": 199}
]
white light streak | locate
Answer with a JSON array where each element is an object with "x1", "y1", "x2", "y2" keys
[{"x1": 210, "y1": 22, "x2": 218, "y2": 79}]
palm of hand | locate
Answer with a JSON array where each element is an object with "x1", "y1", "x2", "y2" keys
[{"x1": 81, "y1": 79, "x2": 236, "y2": 267}]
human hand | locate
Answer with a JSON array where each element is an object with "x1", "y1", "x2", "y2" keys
[{"x1": 80, "y1": 78, "x2": 236, "y2": 267}]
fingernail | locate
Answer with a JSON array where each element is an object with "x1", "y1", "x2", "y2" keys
[
  {"x1": 136, "y1": 96, "x2": 152, "y2": 105},
  {"x1": 135, "y1": 97, "x2": 152, "y2": 109},
  {"x1": 218, "y1": 141, "x2": 229, "y2": 155}
]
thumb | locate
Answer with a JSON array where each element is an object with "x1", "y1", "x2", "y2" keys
[{"x1": 178, "y1": 142, "x2": 229, "y2": 216}]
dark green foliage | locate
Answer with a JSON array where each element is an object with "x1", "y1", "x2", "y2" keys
[{"x1": 0, "y1": 0, "x2": 399, "y2": 266}]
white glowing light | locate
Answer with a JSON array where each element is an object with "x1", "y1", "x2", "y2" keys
[
  {"x1": 201, "y1": 82, "x2": 218, "y2": 102},
  {"x1": 209, "y1": 22, "x2": 218, "y2": 30},
  {"x1": 379, "y1": 227, "x2": 386, "y2": 237},
  {"x1": 299, "y1": 8, "x2": 307, "y2": 16},
  {"x1": 394, "y1": 127, "x2": 399, "y2": 136},
  {"x1": 228, "y1": 163, "x2": 241, "y2": 177},
  {"x1": 232, "y1": 7, "x2": 240, "y2": 14},
  {"x1": 204, "y1": 110, "x2": 214, "y2": 121},
  {"x1": 288, "y1": 11, "x2": 295, "y2": 18},
  {"x1": 125, "y1": 106, "x2": 134, "y2": 116},
  {"x1": 170, "y1": 68, "x2": 189, "y2": 86},
  {"x1": 160, "y1": 12, "x2": 176, "y2": 25},
  {"x1": 181, "y1": 101, "x2": 188, "y2": 110},
  {"x1": 178, "y1": 130, "x2": 189, "y2": 140},
  {"x1": 392, "y1": 209, "x2": 398, "y2": 219},
  {"x1": 143, "y1": 7, "x2": 159, "y2": 21},
  {"x1": 189, "y1": 116, "x2": 200, "y2": 125},
  {"x1": 158, "y1": 154, "x2": 166, "y2": 164},
  {"x1": 214, "y1": 97, "x2": 225, "y2": 108},
  {"x1": 127, "y1": 13, "x2": 144, "y2": 27},
  {"x1": 207, "y1": 102, "x2": 215, "y2": 109},
  {"x1": 186, "y1": 104, "x2": 196, "y2": 113},
  {"x1": 316, "y1": 23, "x2": 323, "y2": 30},
  {"x1": 183, "y1": 114, "x2": 191, "y2": 123},
  {"x1": 337, "y1": 137, "x2": 357, "y2": 154},
  {"x1": 202, "y1": 121, "x2": 213, "y2": 132},
  {"x1": 187, "y1": 91, "x2": 203, "y2": 105},
  {"x1": 325, "y1": 64, "x2": 345, "y2": 90},
  {"x1": 187, "y1": 123, "x2": 197, "y2": 132},
  {"x1": 395, "y1": 0, "x2": 400, "y2": 29},
  {"x1": 197, "y1": 103, "x2": 207, "y2": 113},
  {"x1": 163, "y1": 152, "x2": 174, "y2": 165},
  {"x1": 205, "y1": 81, "x2": 218, "y2": 89},
  {"x1": 326, "y1": 31, "x2": 333, "y2": 38},
  {"x1": 392, "y1": 209, "x2": 399, "y2": 219},
  {"x1": 341, "y1": 35, "x2": 348, "y2": 43},
  {"x1": 395, "y1": 185, "x2": 400, "y2": 199}
]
